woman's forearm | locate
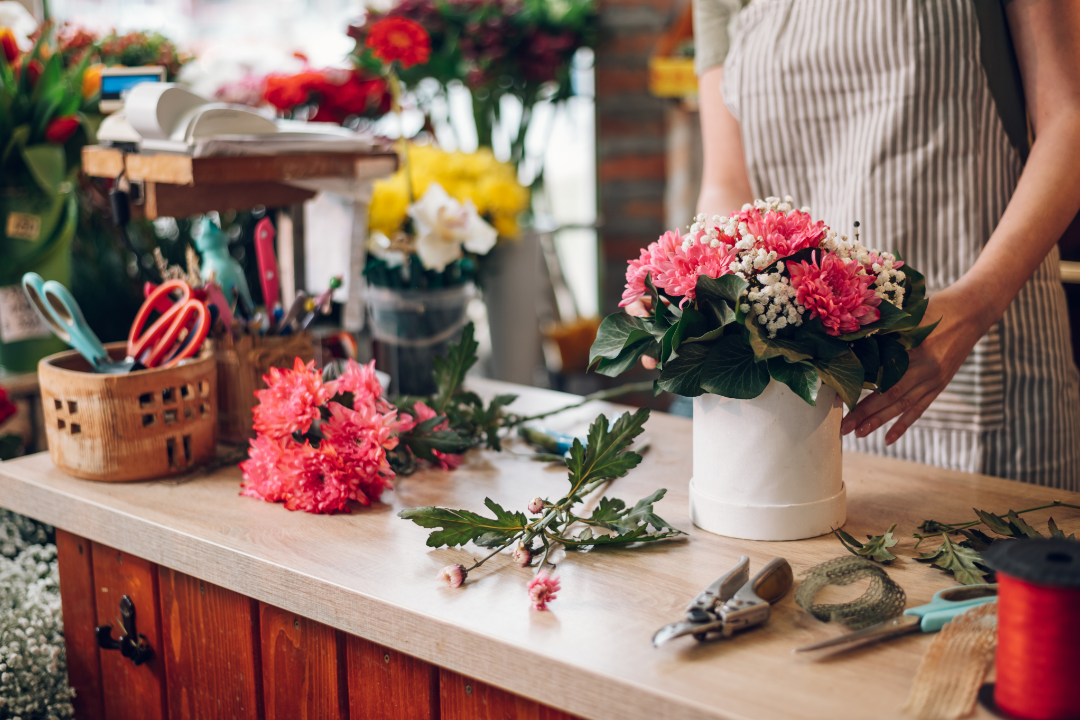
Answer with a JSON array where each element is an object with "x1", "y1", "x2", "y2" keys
[
  {"x1": 959, "y1": 112, "x2": 1080, "y2": 328},
  {"x1": 697, "y1": 65, "x2": 755, "y2": 219}
]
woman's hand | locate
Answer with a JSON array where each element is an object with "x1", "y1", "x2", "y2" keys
[{"x1": 839, "y1": 282, "x2": 994, "y2": 445}]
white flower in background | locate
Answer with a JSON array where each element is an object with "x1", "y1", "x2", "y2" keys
[
  {"x1": 408, "y1": 182, "x2": 498, "y2": 272},
  {"x1": 366, "y1": 231, "x2": 407, "y2": 268},
  {"x1": 0, "y1": 1, "x2": 37, "y2": 50}
]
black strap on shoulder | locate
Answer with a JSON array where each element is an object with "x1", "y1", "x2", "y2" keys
[{"x1": 973, "y1": 0, "x2": 1030, "y2": 163}]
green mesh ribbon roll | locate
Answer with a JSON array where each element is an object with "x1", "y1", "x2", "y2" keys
[{"x1": 795, "y1": 556, "x2": 907, "y2": 630}]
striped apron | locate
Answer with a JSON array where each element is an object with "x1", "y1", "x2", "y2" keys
[{"x1": 722, "y1": 0, "x2": 1080, "y2": 489}]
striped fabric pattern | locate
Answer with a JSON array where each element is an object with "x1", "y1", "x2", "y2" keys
[{"x1": 722, "y1": 0, "x2": 1080, "y2": 489}]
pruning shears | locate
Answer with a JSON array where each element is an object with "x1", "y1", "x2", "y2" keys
[{"x1": 653, "y1": 555, "x2": 793, "y2": 647}]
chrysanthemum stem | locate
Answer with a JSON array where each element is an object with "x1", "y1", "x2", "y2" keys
[
  {"x1": 912, "y1": 501, "x2": 1080, "y2": 540},
  {"x1": 505, "y1": 381, "x2": 655, "y2": 428},
  {"x1": 464, "y1": 533, "x2": 521, "y2": 573}
]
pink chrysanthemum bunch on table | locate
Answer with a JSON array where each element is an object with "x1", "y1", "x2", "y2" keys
[
  {"x1": 592, "y1": 197, "x2": 938, "y2": 409},
  {"x1": 241, "y1": 359, "x2": 461, "y2": 514}
]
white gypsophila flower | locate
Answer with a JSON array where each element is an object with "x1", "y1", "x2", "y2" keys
[
  {"x1": 745, "y1": 270, "x2": 805, "y2": 338},
  {"x1": 408, "y1": 182, "x2": 498, "y2": 272},
  {"x1": 0, "y1": 511, "x2": 75, "y2": 720}
]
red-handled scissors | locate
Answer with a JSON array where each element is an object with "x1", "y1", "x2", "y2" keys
[{"x1": 127, "y1": 280, "x2": 210, "y2": 368}]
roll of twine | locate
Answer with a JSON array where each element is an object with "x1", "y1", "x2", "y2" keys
[{"x1": 985, "y1": 539, "x2": 1080, "y2": 720}]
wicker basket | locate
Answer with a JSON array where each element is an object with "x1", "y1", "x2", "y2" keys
[
  {"x1": 38, "y1": 343, "x2": 218, "y2": 481},
  {"x1": 214, "y1": 331, "x2": 315, "y2": 444}
]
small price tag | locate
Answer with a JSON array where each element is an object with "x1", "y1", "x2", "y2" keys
[
  {"x1": 5, "y1": 212, "x2": 41, "y2": 242},
  {"x1": 0, "y1": 285, "x2": 50, "y2": 344}
]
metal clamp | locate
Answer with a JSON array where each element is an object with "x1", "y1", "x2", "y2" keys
[{"x1": 95, "y1": 595, "x2": 154, "y2": 666}]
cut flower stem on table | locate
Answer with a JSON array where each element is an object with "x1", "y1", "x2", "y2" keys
[
  {"x1": 834, "y1": 501, "x2": 1080, "y2": 585},
  {"x1": 399, "y1": 408, "x2": 686, "y2": 609}
]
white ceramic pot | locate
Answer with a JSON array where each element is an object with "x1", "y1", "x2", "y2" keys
[{"x1": 689, "y1": 380, "x2": 846, "y2": 541}]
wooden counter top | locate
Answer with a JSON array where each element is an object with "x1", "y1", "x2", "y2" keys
[{"x1": 1, "y1": 380, "x2": 1077, "y2": 720}]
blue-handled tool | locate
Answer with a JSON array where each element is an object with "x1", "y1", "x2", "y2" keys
[
  {"x1": 21, "y1": 273, "x2": 134, "y2": 373},
  {"x1": 794, "y1": 583, "x2": 998, "y2": 653}
]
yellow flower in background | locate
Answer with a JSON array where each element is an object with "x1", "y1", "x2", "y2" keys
[
  {"x1": 82, "y1": 64, "x2": 103, "y2": 99},
  {"x1": 369, "y1": 173, "x2": 410, "y2": 237},
  {"x1": 371, "y1": 143, "x2": 530, "y2": 240}
]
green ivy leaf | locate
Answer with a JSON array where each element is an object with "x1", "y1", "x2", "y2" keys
[
  {"x1": 791, "y1": 317, "x2": 850, "y2": 360},
  {"x1": 890, "y1": 297, "x2": 929, "y2": 332},
  {"x1": 877, "y1": 334, "x2": 909, "y2": 393},
  {"x1": 813, "y1": 351, "x2": 864, "y2": 410},
  {"x1": 594, "y1": 337, "x2": 656, "y2": 378},
  {"x1": 767, "y1": 358, "x2": 819, "y2": 406},
  {"x1": 915, "y1": 534, "x2": 990, "y2": 585},
  {"x1": 399, "y1": 497, "x2": 528, "y2": 548},
  {"x1": 660, "y1": 305, "x2": 708, "y2": 363},
  {"x1": 838, "y1": 301, "x2": 910, "y2": 342},
  {"x1": 896, "y1": 318, "x2": 941, "y2": 350},
  {"x1": 699, "y1": 332, "x2": 770, "y2": 399},
  {"x1": 655, "y1": 341, "x2": 710, "y2": 396},
  {"x1": 696, "y1": 274, "x2": 748, "y2": 306},
  {"x1": 745, "y1": 319, "x2": 814, "y2": 363},
  {"x1": 589, "y1": 313, "x2": 651, "y2": 365},
  {"x1": 901, "y1": 264, "x2": 928, "y2": 309},
  {"x1": 851, "y1": 336, "x2": 881, "y2": 384},
  {"x1": 432, "y1": 322, "x2": 479, "y2": 413},
  {"x1": 834, "y1": 523, "x2": 899, "y2": 563},
  {"x1": 698, "y1": 298, "x2": 736, "y2": 332}
]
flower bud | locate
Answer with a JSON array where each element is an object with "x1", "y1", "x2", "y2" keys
[
  {"x1": 438, "y1": 564, "x2": 467, "y2": 588},
  {"x1": 512, "y1": 542, "x2": 532, "y2": 567},
  {"x1": 527, "y1": 497, "x2": 544, "y2": 515}
]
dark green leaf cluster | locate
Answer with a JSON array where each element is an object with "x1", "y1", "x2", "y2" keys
[
  {"x1": 398, "y1": 408, "x2": 684, "y2": 565},
  {"x1": 853, "y1": 501, "x2": 1080, "y2": 586},
  {"x1": 588, "y1": 262, "x2": 938, "y2": 409}
]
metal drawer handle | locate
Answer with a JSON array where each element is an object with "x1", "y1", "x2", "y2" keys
[{"x1": 95, "y1": 595, "x2": 154, "y2": 666}]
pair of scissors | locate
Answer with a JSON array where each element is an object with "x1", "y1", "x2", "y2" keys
[
  {"x1": 653, "y1": 556, "x2": 794, "y2": 646},
  {"x1": 794, "y1": 583, "x2": 998, "y2": 654},
  {"x1": 127, "y1": 279, "x2": 209, "y2": 369},
  {"x1": 21, "y1": 273, "x2": 134, "y2": 373}
]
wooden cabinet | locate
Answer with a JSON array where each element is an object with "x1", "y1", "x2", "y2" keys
[{"x1": 55, "y1": 532, "x2": 582, "y2": 720}]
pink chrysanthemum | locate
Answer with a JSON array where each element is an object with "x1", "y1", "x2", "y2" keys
[
  {"x1": 320, "y1": 400, "x2": 403, "y2": 503},
  {"x1": 439, "y1": 564, "x2": 467, "y2": 588},
  {"x1": 787, "y1": 253, "x2": 881, "y2": 336},
  {"x1": 240, "y1": 435, "x2": 293, "y2": 503},
  {"x1": 252, "y1": 358, "x2": 333, "y2": 439},
  {"x1": 526, "y1": 570, "x2": 561, "y2": 611},
  {"x1": 327, "y1": 359, "x2": 393, "y2": 413},
  {"x1": 620, "y1": 229, "x2": 739, "y2": 308},
  {"x1": 740, "y1": 208, "x2": 826, "y2": 259}
]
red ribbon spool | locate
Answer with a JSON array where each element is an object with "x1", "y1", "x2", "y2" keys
[{"x1": 985, "y1": 539, "x2": 1080, "y2": 720}]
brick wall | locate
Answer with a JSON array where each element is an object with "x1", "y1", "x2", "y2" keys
[{"x1": 596, "y1": 0, "x2": 676, "y2": 313}]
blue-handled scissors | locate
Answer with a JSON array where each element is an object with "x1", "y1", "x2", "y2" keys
[
  {"x1": 794, "y1": 583, "x2": 998, "y2": 653},
  {"x1": 21, "y1": 273, "x2": 135, "y2": 373}
]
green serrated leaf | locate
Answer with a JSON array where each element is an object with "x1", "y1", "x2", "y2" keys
[
  {"x1": 767, "y1": 357, "x2": 819, "y2": 405},
  {"x1": 564, "y1": 409, "x2": 650, "y2": 502},
  {"x1": 398, "y1": 497, "x2": 528, "y2": 548},
  {"x1": 655, "y1": 341, "x2": 710, "y2": 396},
  {"x1": 1048, "y1": 517, "x2": 1066, "y2": 539},
  {"x1": 958, "y1": 528, "x2": 996, "y2": 552},
  {"x1": 399, "y1": 415, "x2": 471, "y2": 462},
  {"x1": 1006, "y1": 510, "x2": 1042, "y2": 539},
  {"x1": 915, "y1": 534, "x2": 989, "y2": 585},
  {"x1": 610, "y1": 488, "x2": 680, "y2": 534},
  {"x1": 975, "y1": 508, "x2": 1015, "y2": 536},
  {"x1": 432, "y1": 322, "x2": 479, "y2": 413},
  {"x1": 813, "y1": 351, "x2": 864, "y2": 410},
  {"x1": 699, "y1": 332, "x2": 770, "y2": 399},
  {"x1": 834, "y1": 523, "x2": 898, "y2": 563},
  {"x1": 585, "y1": 496, "x2": 627, "y2": 527},
  {"x1": 589, "y1": 313, "x2": 652, "y2": 365}
]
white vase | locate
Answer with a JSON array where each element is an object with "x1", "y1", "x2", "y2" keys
[{"x1": 689, "y1": 380, "x2": 846, "y2": 541}]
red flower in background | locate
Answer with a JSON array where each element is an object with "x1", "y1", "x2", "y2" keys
[
  {"x1": 1, "y1": 29, "x2": 18, "y2": 64},
  {"x1": 44, "y1": 115, "x2": 80, "y2": 144},
  {"x1": 264, "y1": 69, "x2": 391, "y2": 125},
  {"x1": 25, "y1": 58, "x2": 43, "y2": 87},
  {"x1": 0, "y1": 388, "x2": 17, "y2": 425},
  {"x1": 365, "y1": 17, "x2": 431, "y2": 69}
]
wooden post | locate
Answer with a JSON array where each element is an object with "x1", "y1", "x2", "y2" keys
[
  {"x1": 346, "y1": 635, "x2": 439, "y2": 719},
  {"x1": 259, "y1": 602, "x2": 347, "y2": 720},
  {"x1": 55, "y1": 530, "x2": 105, "y2": 720},
  {"x1": 439, "y1": 669, "x2": 580, "y2": 720}
]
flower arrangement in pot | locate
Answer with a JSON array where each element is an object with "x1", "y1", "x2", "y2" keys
[
  {"x1": 361, "y1": 16, "x2": 529, "y2": 395},
  {"x1": 589, "y1": 197, "x2": 938, "y2": 541},
  {"x1": 0, "y1": 20, "x2": 96, "y2": 372}
]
